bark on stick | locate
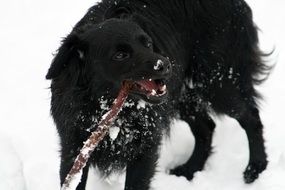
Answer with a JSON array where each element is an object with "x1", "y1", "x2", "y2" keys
[{"x1": 61, "y1": 82, "x2": 132, "y2": 190}]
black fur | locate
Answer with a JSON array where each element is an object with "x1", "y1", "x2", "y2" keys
[{"x1": 47, "y1": 0, "x2": 270, "y2": 189}]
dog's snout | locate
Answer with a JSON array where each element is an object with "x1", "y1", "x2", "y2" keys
[{"x1": 154, "y1": 59, "x2": 172, "y2": 75}]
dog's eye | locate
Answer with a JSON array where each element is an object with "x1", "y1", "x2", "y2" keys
[{"x1": 113, "y1": 51, "x2": 130, "y2": 61}]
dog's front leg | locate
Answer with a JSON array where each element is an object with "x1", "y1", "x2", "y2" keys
[{"x1": 124, "y1": 145, "x2": 159, "y2": 190}]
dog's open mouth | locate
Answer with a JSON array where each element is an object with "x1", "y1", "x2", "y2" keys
[
  {"x1": 125, "y1": 79, "x2": 168, "y2": 104},
  {"x1": 134, "y1": 79, "x2": 167, "y2": 97}
]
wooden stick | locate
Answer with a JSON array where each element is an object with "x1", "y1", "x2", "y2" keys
[{"x1": 61, "y1": 82, "x2": 133, "y2": 190}]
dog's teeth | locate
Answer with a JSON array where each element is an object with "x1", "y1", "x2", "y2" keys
[
  {"x1": 151, "y1": 89, "x2": 157, "y2": 96},
  {"x1": 161, "y1": 85, "x2": 166, "y2": 91},
  {"x1": 158, "y1": 90, "x2": 167, "y2": 96}
]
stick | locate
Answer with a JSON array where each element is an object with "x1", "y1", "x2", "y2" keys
[{"x1": 61, "y1": 82, "x2": 133, "y2": 190}]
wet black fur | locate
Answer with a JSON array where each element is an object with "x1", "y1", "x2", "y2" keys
[{"x1": 46, "y1": 0, "x2": 270, "y2": 189}]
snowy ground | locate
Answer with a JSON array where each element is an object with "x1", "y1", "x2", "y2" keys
[{"x1": 0, "y1": 0, "x2": 285, "y2": 190}]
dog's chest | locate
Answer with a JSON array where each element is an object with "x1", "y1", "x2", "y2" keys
[{"x1": 78, "y1": 99, "x2": 168, "y2": 174}]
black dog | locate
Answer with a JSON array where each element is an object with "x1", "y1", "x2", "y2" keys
[{"x1": 46, "y1": 0, "x2": 270, "y2": 189}]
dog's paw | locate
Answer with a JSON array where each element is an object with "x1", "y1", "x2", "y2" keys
[
  {"x1": 243, "y1": 161, "x2": 268, "y2": 183},
  {"x1": 170, "y1": 165, "x2": 194, "y2": 181}
]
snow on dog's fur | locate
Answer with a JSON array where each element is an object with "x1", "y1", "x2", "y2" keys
[{"x1": 46, "y1": 0, "x2": 270, "y2": 189}]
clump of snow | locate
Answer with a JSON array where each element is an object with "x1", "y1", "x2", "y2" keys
[
  {"x1": 101, "y1": 110, "x2": 111, "y2": 121},
  {"x1": 123, "y1": 100, "x2": 135, "y2": 108},
  {"x1": 99, "y1": 97, "x2": 109, "y2": 111},
  {"x1": 77, "y1": 50, "x2": 84, "y2": 59},
  {"x1": 154, "y1": 59, "x2": 163, "y2": 70},
  {"x1": 109, "y1": 126, "x2": 120, "y2": 141},
  {"x1": 137, "y1": 100, "x2": 146, "y2": 109},
  {"x1": 185, "y1": 78, "x2": 194, "y2": 89},
  {"x1": 228, "y1": 67, "x2": 233, "y2": 79}
]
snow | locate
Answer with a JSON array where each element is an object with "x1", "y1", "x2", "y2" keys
[
  {"x1": 0, "y1": 0, "x2": 285, "y2": 190},
  {"x1": 154, "y1": 60, "x2": 163, "y2": 71},
  {"x1": 109, "y1": 126, "x2": 120, "y2": 141},
  {"x1": 137, "y1": 100, "x2": 147, "y2": 109}
]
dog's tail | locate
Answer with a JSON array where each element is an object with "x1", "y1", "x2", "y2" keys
[{"x1": 252, "y1": 48, "x2": 275, "y2": 85}]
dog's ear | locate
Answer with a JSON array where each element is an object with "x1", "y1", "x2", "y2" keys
[{"x1": 46, "y1": 34, "x2": 85, "y2": 80}]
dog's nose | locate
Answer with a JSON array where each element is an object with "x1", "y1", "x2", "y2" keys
[{"x1": 153, "y1": 59, "x2": 172, "y2": 75}]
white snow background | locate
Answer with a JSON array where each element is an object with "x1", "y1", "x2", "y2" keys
[{"x1": 0, "y1": 0, "x2": 284, "y2": 189}]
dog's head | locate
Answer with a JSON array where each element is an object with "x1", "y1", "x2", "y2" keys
[{"x1": 46, "y1": 19, "x2": 172, "y2": 104}]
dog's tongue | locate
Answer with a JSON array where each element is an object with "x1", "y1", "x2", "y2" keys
[
  {"x1": 135, "y1": 79, "x2": 167, "y2": 96},
  {"x1": 137, "y1": 80, "x2": 159, "y2": 91}
]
